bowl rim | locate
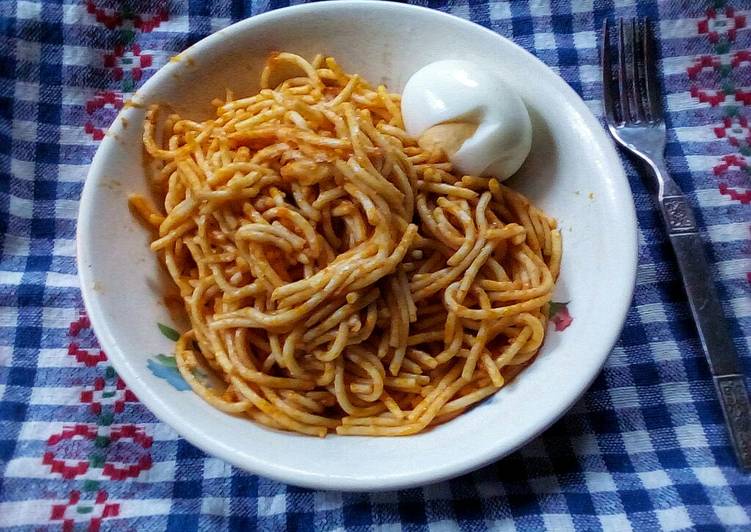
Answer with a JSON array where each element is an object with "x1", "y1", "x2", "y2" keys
[{"x1": 77, "y1": 0, "x2": 638, "y2": 491}]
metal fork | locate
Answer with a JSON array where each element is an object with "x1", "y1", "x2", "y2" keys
[{"x1": 602, "y1": 18, "x2": 751, "y2": 471}]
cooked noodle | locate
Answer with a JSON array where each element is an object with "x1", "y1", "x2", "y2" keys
[{"x1": 129, "y1": 52, "x2": 562, "y2": 437}]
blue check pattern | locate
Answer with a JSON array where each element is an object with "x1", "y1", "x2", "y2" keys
[{"x1": 1, "y1": 0, "x2": 750, "y2": 530}]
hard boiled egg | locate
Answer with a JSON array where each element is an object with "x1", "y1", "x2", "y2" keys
[{"x1": 401, "y1": 60, "x2": 532, "y2": 181}]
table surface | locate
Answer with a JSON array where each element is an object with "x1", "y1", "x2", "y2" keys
[{"x1": 1, "y1": 0, "x2": 750, "y2": 530}]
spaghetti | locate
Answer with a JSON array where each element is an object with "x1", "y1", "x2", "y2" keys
[{"x1": 130, "y1": 52, "x2": 562, "y2": 437}]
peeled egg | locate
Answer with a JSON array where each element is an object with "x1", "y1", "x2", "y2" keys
[{"x1": 401, "y1": 60, "x2": 532, "y2": 181}]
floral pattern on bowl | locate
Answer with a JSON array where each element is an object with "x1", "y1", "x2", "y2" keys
[
  {"x1": 550, "y1": 301, "x2": 573, "y2": 331},
  {"x1": 146, "y1": 323, "x2": 210, "y2": 391}
]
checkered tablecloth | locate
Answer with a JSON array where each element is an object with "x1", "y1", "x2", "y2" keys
[{"x1": 1, "y1": 0, "x2": 750, "y2": 529}]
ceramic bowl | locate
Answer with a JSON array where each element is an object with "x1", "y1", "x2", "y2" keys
[{"x1": 78, "y1": 1, "x2": 637, "y2": 491}]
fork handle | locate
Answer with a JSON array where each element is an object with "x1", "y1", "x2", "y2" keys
[{"x1": 657, "y1": 193, "x2": 751, "y2": 470}]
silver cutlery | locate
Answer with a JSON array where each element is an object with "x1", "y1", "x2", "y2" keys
[{"x1": 601, "y1": 17, "x2": 751, "y2": 471}]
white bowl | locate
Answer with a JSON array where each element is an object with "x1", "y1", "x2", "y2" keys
[{"x1": 78, "y1": 1, "x2": 637, "y2": 491}]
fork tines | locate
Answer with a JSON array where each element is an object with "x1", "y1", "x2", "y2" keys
[{"x1": 602, "y1": 18, "x2": 662, "y2": 126}]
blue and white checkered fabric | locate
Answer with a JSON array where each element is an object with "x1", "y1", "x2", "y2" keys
[{"x1": 1, "y1": 0, "x2": 750, "y2": 530}]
